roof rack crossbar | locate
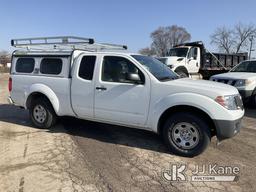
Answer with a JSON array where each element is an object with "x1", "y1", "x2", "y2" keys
[
  {"x1": 11, "y1": 36, "x2": 94, "y2": 47},
  {"x1": 92, "y1": 43, "x2": 127, "y2": 50},
  {"x1": 11, "y1": 36, "x2": 128, "y2": 51}
]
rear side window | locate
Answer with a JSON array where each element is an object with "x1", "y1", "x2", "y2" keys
[
  {"x1": 16, "y1": 58, "x2": 35, "y2": 73},
  {"x1": 40, "y1": 58, "x2": 63, "y2": 75},
  {"x1": 78, "y1": 56, "x2": 96, "y2": 80}
]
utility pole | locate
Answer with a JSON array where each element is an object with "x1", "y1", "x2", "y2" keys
[{"x1": 249, "y1": 35, "x2": 254, "y2": 60}]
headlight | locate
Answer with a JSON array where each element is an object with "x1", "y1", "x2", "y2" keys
[
  {"x1": 234, "y1": 79, "x2": 254, "y2": 87},
  {"x1": 234, "y1": 80, "x2": 245, "y2": 87},
  {"x1": 215, "y1": 95, "x2": 239, "y2": 110}
]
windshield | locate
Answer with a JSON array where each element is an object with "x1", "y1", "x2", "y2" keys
[
  {"x1": 132, "y1": 55, "x2": 179, "y2": 81},
  {"x1": 230, "y1": 61, "x2": 256, "y2": 73},
  {"x1": 168, "y1": 48, "x2": 188, "y2": 57}
]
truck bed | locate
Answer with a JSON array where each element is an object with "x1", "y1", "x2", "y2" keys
[{"x1": 201, "y1": 52, "x2": 248, "y2": 70}]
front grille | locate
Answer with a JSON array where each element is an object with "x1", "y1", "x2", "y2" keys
[
  {"x1": 235, "y1": 95, "x2": 244, "y2": 110},
  {"x1": 231, "y1": 80, "x2": 237, "y2": 86},
  {"x1": 217, "y1": 79, "x2": 229, "y2": 84},
  {"x1": 213, "y1": 78, "x2": 237, "y2": 86}
]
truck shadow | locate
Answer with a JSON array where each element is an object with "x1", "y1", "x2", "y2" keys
[
  {"x1": 0, "y1": 104, "x2": 255, "y2": 155},
  {"x1": 59, "y1": 116, "x2": 169, "y2": 154},
  {"x1": 0, "y1": 104, "x2": 32, "y2": 127},
  {"x1": 0, "y1": 104, "x2": 169, "y2": 154}
]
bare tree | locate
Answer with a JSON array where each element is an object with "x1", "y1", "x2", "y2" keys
[
  {"x1": 140, "y1": 25, "x2": 191, "y2": 57},
  {"x1": 138, "y1": 47, "x2": 156, "y2": 56},
  {"x1": 167, "y1": 25, "x2": 191, "y2": 47},
  {"x1": 150, "y1": 27, "x2": 170, "y2": 56},
  {"x1": 233, "y1": 23, "x2": 256, "y2": 53},
  {"x1": 0, "y1": 51, "x2": 11, "y2": 66},
  {"x1": 210, "y1": 23, "x2": 256, "y2": 54},
  {"x1": 210, "y1": 27, "x2": 234, "y2": 54}
]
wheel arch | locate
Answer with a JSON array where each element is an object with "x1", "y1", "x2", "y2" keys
[
  {"x1": 251, "y1": 87, "x2": 256, "y2": 106},
  {"x1": 252, "y1": 87, "x2": 256, "y2": 96},
  {"x1": 174, "y1": 66, "x2": 189, "y2": 75},
  {"x1": 25, "y1": 84, "x2": 60, "y2": 115},
  {"x1": 157, "y1": 105, "x2": 216, "y2": 137}
]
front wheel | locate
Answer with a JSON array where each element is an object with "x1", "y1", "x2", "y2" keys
[
  {"x1": 176, "y1": 71, "x2": 188, "y2": 78},
  {"x1": 162, "y1": 112, "x2": 211, "y2": 157},
  {"x1": 29, "y1": 98, "x2": 57, "y2": 129},
  {"x1": 251, "y1": 90, "x2": 256, "y2": 107}
]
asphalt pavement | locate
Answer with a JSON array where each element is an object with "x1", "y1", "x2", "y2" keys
[{"x1": 0, "y1": 73, "x2": 255, "y2": 192}]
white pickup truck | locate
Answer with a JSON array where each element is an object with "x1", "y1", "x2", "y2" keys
[
  {"x1": 210, "y1": 60, "x2": 256, "y2": 106},
  {"x1": 8, "y1": 36, "x2": 244, "y2": 157}
]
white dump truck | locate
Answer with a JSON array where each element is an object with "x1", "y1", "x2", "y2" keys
[{"x1": 158, "y1": 41, "x2": 248, "y2": 79}]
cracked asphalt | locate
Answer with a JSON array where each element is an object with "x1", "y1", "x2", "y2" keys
[{"x1": 0, "y1": 73, "x2": 256, "y2": 192}]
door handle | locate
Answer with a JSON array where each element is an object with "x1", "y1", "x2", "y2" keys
[{"x1": 96, "y1": 86, "x2": 107, "y2": 91}]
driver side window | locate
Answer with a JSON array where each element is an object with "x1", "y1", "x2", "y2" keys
[
  {"x1": 101, "y1": 56, "x2": 145, "y2": 84},
  {"x1": 188, "y1": 47, "x2": 198, "y2": 60}
]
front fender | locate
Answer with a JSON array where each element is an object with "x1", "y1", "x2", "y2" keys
[
  {"x1": 150, "y1": 92, "x2": 232, "y2": 132},
  {"x1": 25, "y1": 84, "x2": 60, "y2": 115}
]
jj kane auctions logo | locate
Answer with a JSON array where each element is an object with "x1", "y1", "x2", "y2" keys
[{"x1": 162, "y1": 163, "x2": 240, "y2": 182}]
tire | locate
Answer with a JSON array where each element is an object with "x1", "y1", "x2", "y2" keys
[
  {"x1": 29, "y1": 97, "x2": 57, "y2": 129},
  {"x1": 176, "y1": 71, "x2": 188, "y2": 78},
  {"x1": 251, "y1": 90, "x2": 256, "y2": 107},
  {"x1": 162, "y1": 112, "x2": 211, "y2": 157}
]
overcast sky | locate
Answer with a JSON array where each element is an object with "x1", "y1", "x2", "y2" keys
[{"x1": 1, "y1": 0, "x2": 256, "y2": 53}]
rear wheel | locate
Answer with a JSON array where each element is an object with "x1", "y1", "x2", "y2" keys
[
  {"x1": 30, "y1": 98, "x2": 57, "y2": 129},
  {"x1": 162, "y1": 112, "x2": 211, "y2": 157}
]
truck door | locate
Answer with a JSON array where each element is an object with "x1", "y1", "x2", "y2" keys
[
  {"x1": 187, "y1": 47, "x2": 200, "y2": 73},
  {"x1": 94, "y1": 55, "x2": 150, "y2": 127},
  {"x1": 71, "y1": 55, "x2": 97, "y2": 119}
]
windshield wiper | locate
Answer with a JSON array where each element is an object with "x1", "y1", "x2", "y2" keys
[{"x1": 159, "y1": 76, "x2": 178, "y2": 81}]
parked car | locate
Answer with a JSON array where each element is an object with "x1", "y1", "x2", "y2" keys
[
  {"x1": 210, "y1": 60, "x2": 256, "y2": 106},
  {"x1": 158, "y1": 41, "x2": 248, "y2": 79},
  {"x1": 8, "y1": 36, "x2": 244, "y2": 157}
]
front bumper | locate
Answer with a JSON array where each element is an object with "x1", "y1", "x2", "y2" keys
[
  {"x1": 214, "y1": 117, "x2": 243, "y2": 141},
  {"x1": 238, "y1": 90, "x2": 253, "y2": 100}
]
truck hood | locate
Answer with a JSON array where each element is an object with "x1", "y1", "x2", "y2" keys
[
  {"x1": 212, "y1": 72, "x2": 256, "y2": 80},
  {"x1": 163, "y1": 78, "x2": 239, "y2": 99},
  {"x1": 163, "y1": 56, "x2": 185, "y2": 65}
]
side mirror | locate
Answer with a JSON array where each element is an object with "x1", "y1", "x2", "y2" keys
[
  {"x1": 126, "y1": 73, "x2": 141, "y2": 83},
  {"x1": 189, "y1": 56, "x2": 194, "y2": 60}
]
